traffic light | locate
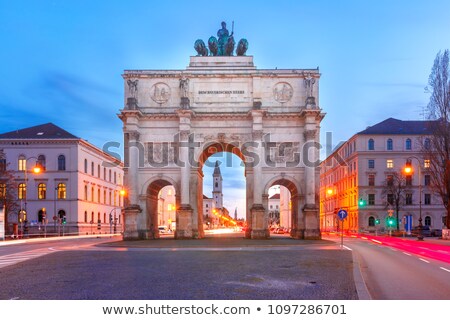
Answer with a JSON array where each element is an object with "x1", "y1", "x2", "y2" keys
[
  {"x1": 375, "y1": 219, "x2": 380, "y2": 225},
  {"x1": 62, "y1": 216, "x2": 66, "y2": 224},
  {"x1": 358, "y1": 198, "x2": 366, "y2": 207}
]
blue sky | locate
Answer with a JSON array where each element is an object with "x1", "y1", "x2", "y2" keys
[{"x1": 1, "y1": 0, "x2": 449, "y2": 218}]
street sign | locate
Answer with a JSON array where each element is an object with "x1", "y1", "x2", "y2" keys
[{"x1": 337, "y1": 209, "x2": 348, "y2": 220}]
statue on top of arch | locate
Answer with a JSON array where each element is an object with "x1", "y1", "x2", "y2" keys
[{"x1": 194, "y1": 21, "x2": 248, "y2": 57}]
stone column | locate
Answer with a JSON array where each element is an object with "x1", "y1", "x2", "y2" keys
[
  {"x1": 250, "y1": 110, "x2": 268, "y2": 239},
  {"x1": 123, "y1": 131, "x2": 142, "y2": 240},
  {"x1": 303, "y1": 127, "x2": 321, "y2": 239},
  {"x1": 176, "y1": 110, "x2": 194, "y2": 239},
  {"x1": 290, "y1": 194, "x2": 303, "y2": 239}
]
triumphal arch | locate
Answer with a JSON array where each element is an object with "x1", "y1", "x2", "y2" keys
[{"x1": 119, "y1": 24, "x2": 325, "y2": 240}]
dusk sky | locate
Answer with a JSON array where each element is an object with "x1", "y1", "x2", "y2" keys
[{"x1": 1, "y1": 0, "x2": 449, "y2": 219}]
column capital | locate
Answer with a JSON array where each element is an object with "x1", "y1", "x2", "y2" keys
[
  {"x1": 304, "y1": 129, "x2": 316, "y2": 140},
  {"x1": 128, "y1": 131, "x2": 140, "y2": 142}
]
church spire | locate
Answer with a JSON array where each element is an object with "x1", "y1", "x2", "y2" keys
[{"x1": 213, "y1": 160, "x2": 221, "y2": 176}]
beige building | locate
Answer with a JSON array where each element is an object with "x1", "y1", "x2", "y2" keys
[
  {"x1": 0, "y1": 123, "x2": 124, "y2": 236},
  {"x1": 120, "y1": 52, "x2": 324, "y2": 240},
  {"x1": 320, "y1": 118, "x2": 447, "y2": 233}
]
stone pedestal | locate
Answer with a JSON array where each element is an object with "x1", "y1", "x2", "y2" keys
[
  {"x1": 175, "y1": 205, "x2": 193, "y2": 239},
  {"x1": 304, "y1": 206, "x2": 321, "y2": 240},
  {"x1": 126, "y1": 97, "x2": 138, "y2": 110},
  {"x1": 290, "y1": 228, "x2": 305, "y2": 240},
  {"x1": 251, "y1": 204, "x2": 269, "y2": 239},
  {"x1": 123, "y1": 205, "x2": 141, "y2": 240}
]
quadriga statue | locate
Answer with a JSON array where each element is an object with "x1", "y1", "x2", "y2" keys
[
  {"x1": 236, "y1": 39, "x2": 248, "y2": 56},
  {"x1": 194, "y1": 39, "x2": 208, "y2": 56}
]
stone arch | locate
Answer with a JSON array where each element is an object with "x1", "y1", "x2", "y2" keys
[
  {"x1": 144, "y1": 176, "x2": 180, "y2": 239},
  {"x1": 264, "y1": 175, "x2": 303, "y2": 238}
]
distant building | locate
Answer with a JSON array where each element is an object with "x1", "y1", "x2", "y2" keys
[
  {"x1": 268, "y1": 186, "x2": 291, "y2": 228},
  {"x1": 0, "y1": 123, "x2": 124, "y2": 236},
  {"x1": 157, "y1": 185, "x2": 176, "y2": 230},
  {"x1": 320, "y1": 118, "x2": 447, "y2": 233}
]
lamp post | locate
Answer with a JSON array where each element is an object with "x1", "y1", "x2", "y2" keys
[
  {"x1": 20, "y1": 157, "x2": 41, "y2": 238},
  {"x1": 404, "y1": 157, "x2": 424, "y2": 241}
]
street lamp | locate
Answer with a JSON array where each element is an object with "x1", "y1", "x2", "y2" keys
[
  {"x1": 404, "y1": 157, "x2": 424, "y2": 241},
  {"x1": 20, "y1": 157, "x2": 41, "y2": 237}
]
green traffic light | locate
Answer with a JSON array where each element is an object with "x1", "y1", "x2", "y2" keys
[
  {"x1": 375, "y1": 219, "x2": 380, "y2": 225},
  {"x1": 359, "y1": 199, "x2": 365, "y2": 207}
]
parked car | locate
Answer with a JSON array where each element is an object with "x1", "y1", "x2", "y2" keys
[
  {"x1": 411, "y1": 225, "x2": 432, "y2": 237},
  {"x1": 158, "y1": 226, "x2": 168, "y2": 234},
  {"x1": 274, "y1": 228, "x2": 285, "y2": 234}
]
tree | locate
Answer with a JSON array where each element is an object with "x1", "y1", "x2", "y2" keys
[
  {"x1": 0, "y1": 152, "x2": 19, "y2": 235},
  {"x1": 381, "y1": 171, "x2": 407, "y2": 231},
  {"x1": 425, "y1": 50, "x2": 450, "y2": 229}
]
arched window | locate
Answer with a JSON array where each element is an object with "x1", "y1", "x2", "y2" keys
[
  {"x1": 387, "y1": 139, "x2": 393, "y2": 151},
  {"x1": 58, "y1": 155, "x2": 66, "y2": 171},
  {"x1": 18, "y1": 183, "x2": 26, "y2": 199},
  {"x1": 57, "y1": 183, "x2": 66, "y2": 199},
  {"x1": 18, "y1": 155, "x2": 26, "y2": 171},
  {"x1": 424, "y1": 138, "x2": 431, "y2": 150},
  {"x1": 405, "y1": 138, "x2": 412, "y2": 150},
  {"x1": 424, "y1": 216, "x2": 431, "y2": 226},
  {"x1": 368, "y1": 216, "x2": 375, "y2": 227},
  {"x1": 215, "y1": 182, "x2": 218, "y2": 188},
  {"x1": 37, "y1": 155, "x2": 46, "y2": 171},
  {"x1": 368, "y1": 139, "x2": 374, "y2": 150},
  {"x1": 38, "y1": 183, "x2": 46, "y2": 199},
  {"x1": 84, "y1": 159, "x2": 88, "y2": 173},
  {"x1": 0, "y1": 183, "x2": 6, "y2": 199}
]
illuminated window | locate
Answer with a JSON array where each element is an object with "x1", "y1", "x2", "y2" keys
[
  {"x1": 84, "y1": 185, "x2": 88, "y2": 200},
  {"x1": 91, "y1": 187, "x2": 94, "y2": 202},
  {"x1": 0, "y1": 183, "x2": 6, "y2": 199},
  {"x1": 386, "y1": 160, "x2": 394, "y2": 168},
  {"x1": 168, "y1": 189, "x2": 172, "y2": 196},
  {"x1": 18, "y1": 183, "x2": 26, "y2": 199},
  {"x1": 18, "y1": 155, "x2": 26, "y2": 171},
  {"x1": 58, "y1": 183, "x2": 66, "y2": 199},
  {"x1": 98, "y1": 188, "x2": 101, "y2": 203},
  {"x1": 38, "y1": 183, "x2": 46, "y2": 200},
  {"x1": 424, "y1": 159, "x2": 430, "y2": 168},
  {"x1": 37, "y1": 155, "x2": 46, "y2": 171},
  {"x1": 168, "y1": 204, "x2": 173, "y2": 211}
]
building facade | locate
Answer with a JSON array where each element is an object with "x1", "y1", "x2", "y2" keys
[
  {"x1": 120, "y1": 53, "x2": 324, "y2": 240},
  {"x1": 320, "y1": 118, "x2": 447, "y2": 234},
  {"x1": 0, "y1": 123, "x2": 124, "y2": 236}
]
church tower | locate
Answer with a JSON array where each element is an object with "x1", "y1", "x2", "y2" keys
[{"x1": 212, "y1": 160, "x2": 223, "y2": 209}]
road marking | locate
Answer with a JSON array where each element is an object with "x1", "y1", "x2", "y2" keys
[
  {"x1": 0, "y1": 249, "x2": 53, "y2": 268},
  {"x1": 342, "y1": 245, "x2": 352, "y2": 251},
  {"x1": 370, "y1": 239, "x2": 382, "y2": 244},
  {"x1": 403, "y1": 252, "x2": 411, "y2": 256},
  {"x1": 419, "y1": 258, "x2": 430, "y2": 263},
  {"x1": 440, "y1": 267, "x2": 450, "y2": 273},
  {"x1": 390, "y1": 248, "x2": 397, "y2": 252}
]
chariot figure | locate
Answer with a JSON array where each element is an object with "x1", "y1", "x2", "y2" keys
[{"x1": 217, "y1": 21, "x2": 233, "y2": 56}]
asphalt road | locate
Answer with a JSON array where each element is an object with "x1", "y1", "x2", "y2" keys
[
  {"x1": 324, "y1": 235, "x2": 450, "y2": 299},
  {"x1": 0, "y1": 236, "x2": 357, "y2": 300}
]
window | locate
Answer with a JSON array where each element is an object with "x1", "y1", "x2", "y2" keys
[
  {"x1": 424, "y1": 138, "x2": 431, "y2": 150},
  {"x1": 0, "y1": 183, "x2": 6, "y2": 199},
  {"x1": 206, "y1": 204, "x2": 208, "y2": 208},
  {"x1": 387, "y1": 194, "x2": 394, "y2": 205},
  {"x1": 18, "y1": 155, "x2": 26, "y2": 171},
  {"x1": 406, "y1": 138, "x2": 412, "y2": 150},
  {"x1": 368, "y1": 159, "x2": 375, "y2": 169},
  {"x1": 91, "y1": 212, "x2": 94, "y2": 223},
  {"x1": 37, "y1": 155, "x2": 46, "y2": 171},
  {"x1": 109, "y1": 191, "x2": 112, "y2": 205},
  {"x1": 0, "y1": 158, "x2": 6, "y2": 171},
  {"x1": 405, "y1": 193, "x2": 412, "y2": 205},
  {"x1": 368, "y1": 194, "x2": 375, "y2": 205},
  {"x1": 424, "y1": 193, "x2": 431, "y2": 205},
  {"x1": 387, "y1": 139, "x2": 393, "y2": 150},
  {"x1": 104, "y1": 168, "x2": 106, "y2": 180},
  {"x1": 424, "y1": 216, "x2": 431, "y2": 226},
  {"x1": 57, "y1": 183, "x2": 66, "y2": 199},
  {"x1": 387, "y1": 174, "x2": 394, "y2": 186},
  {"x1": 84, "y1": 211, "x2": 88, "y2": 223},
  {"x1": 18, "y1": 183, "x2": 26, "y2": 199},
  {"x1": 98, "y1": 188, "x2": 101, "y2": 203},
  {"x1": 424, "y1": 159, "x2": 430, "y2": 168},
  {"x1": 368, "y1": 216, "x2": 375, "y2": 227},
  {"x1": 91, "y1": 162, "x2": 94, "y2": 176},
  {"x1": 91, "y1": 187, "x2": 94, "y2": 202},
  {"x1": 98, "y1": 165, "x2": 101, "y2": 178},
  {"x1": 114, "y1": 172, "x2": 117, "y2": 184},
  {"x1": 424, "y1": 175, "x2": 431, "y2": 186},
  {"x1": 84, "y1": 185, "x2": 88, "y2": 200},
  {"x1": 104, "y1": 190, "x2": 107, "y2": 204},
  {"x1": 38, "y1": 183, "x2": 46, "y2": 199},
  {"x1": 109, "y1": 169, "x2": 112, "y2": 182},
  {"x1": 368, "y1": 174, "x2": 375, "y2": 186},
  {"x1": 58, "y1": 155, "x2": 66, "y2": 171},
  {"x1": 114, "y1": 191, "x2": 117, "y2": 206},
  {"x1": 386, "y1": 160, "x2": 394, "y2": 168},
  {"x1": 368, "y1": 139, "x2": 374, "y2": 150},
  {"x1": 406, "y1": 175, "x2": 412, "y2": 186},
  {"x1": 215, "y1": 182, "x2": 218, "y2": 188},
  {"x1": 84, "y1": 159, "x2": 88, "y2": 173}
]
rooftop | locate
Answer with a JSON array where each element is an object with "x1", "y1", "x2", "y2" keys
[
  {"x1": 0, "y1": 123, "x2": 79, "y2": 140},
  {"x1": 357, "y1": 118, "x2": 436, "y2": 135}
]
